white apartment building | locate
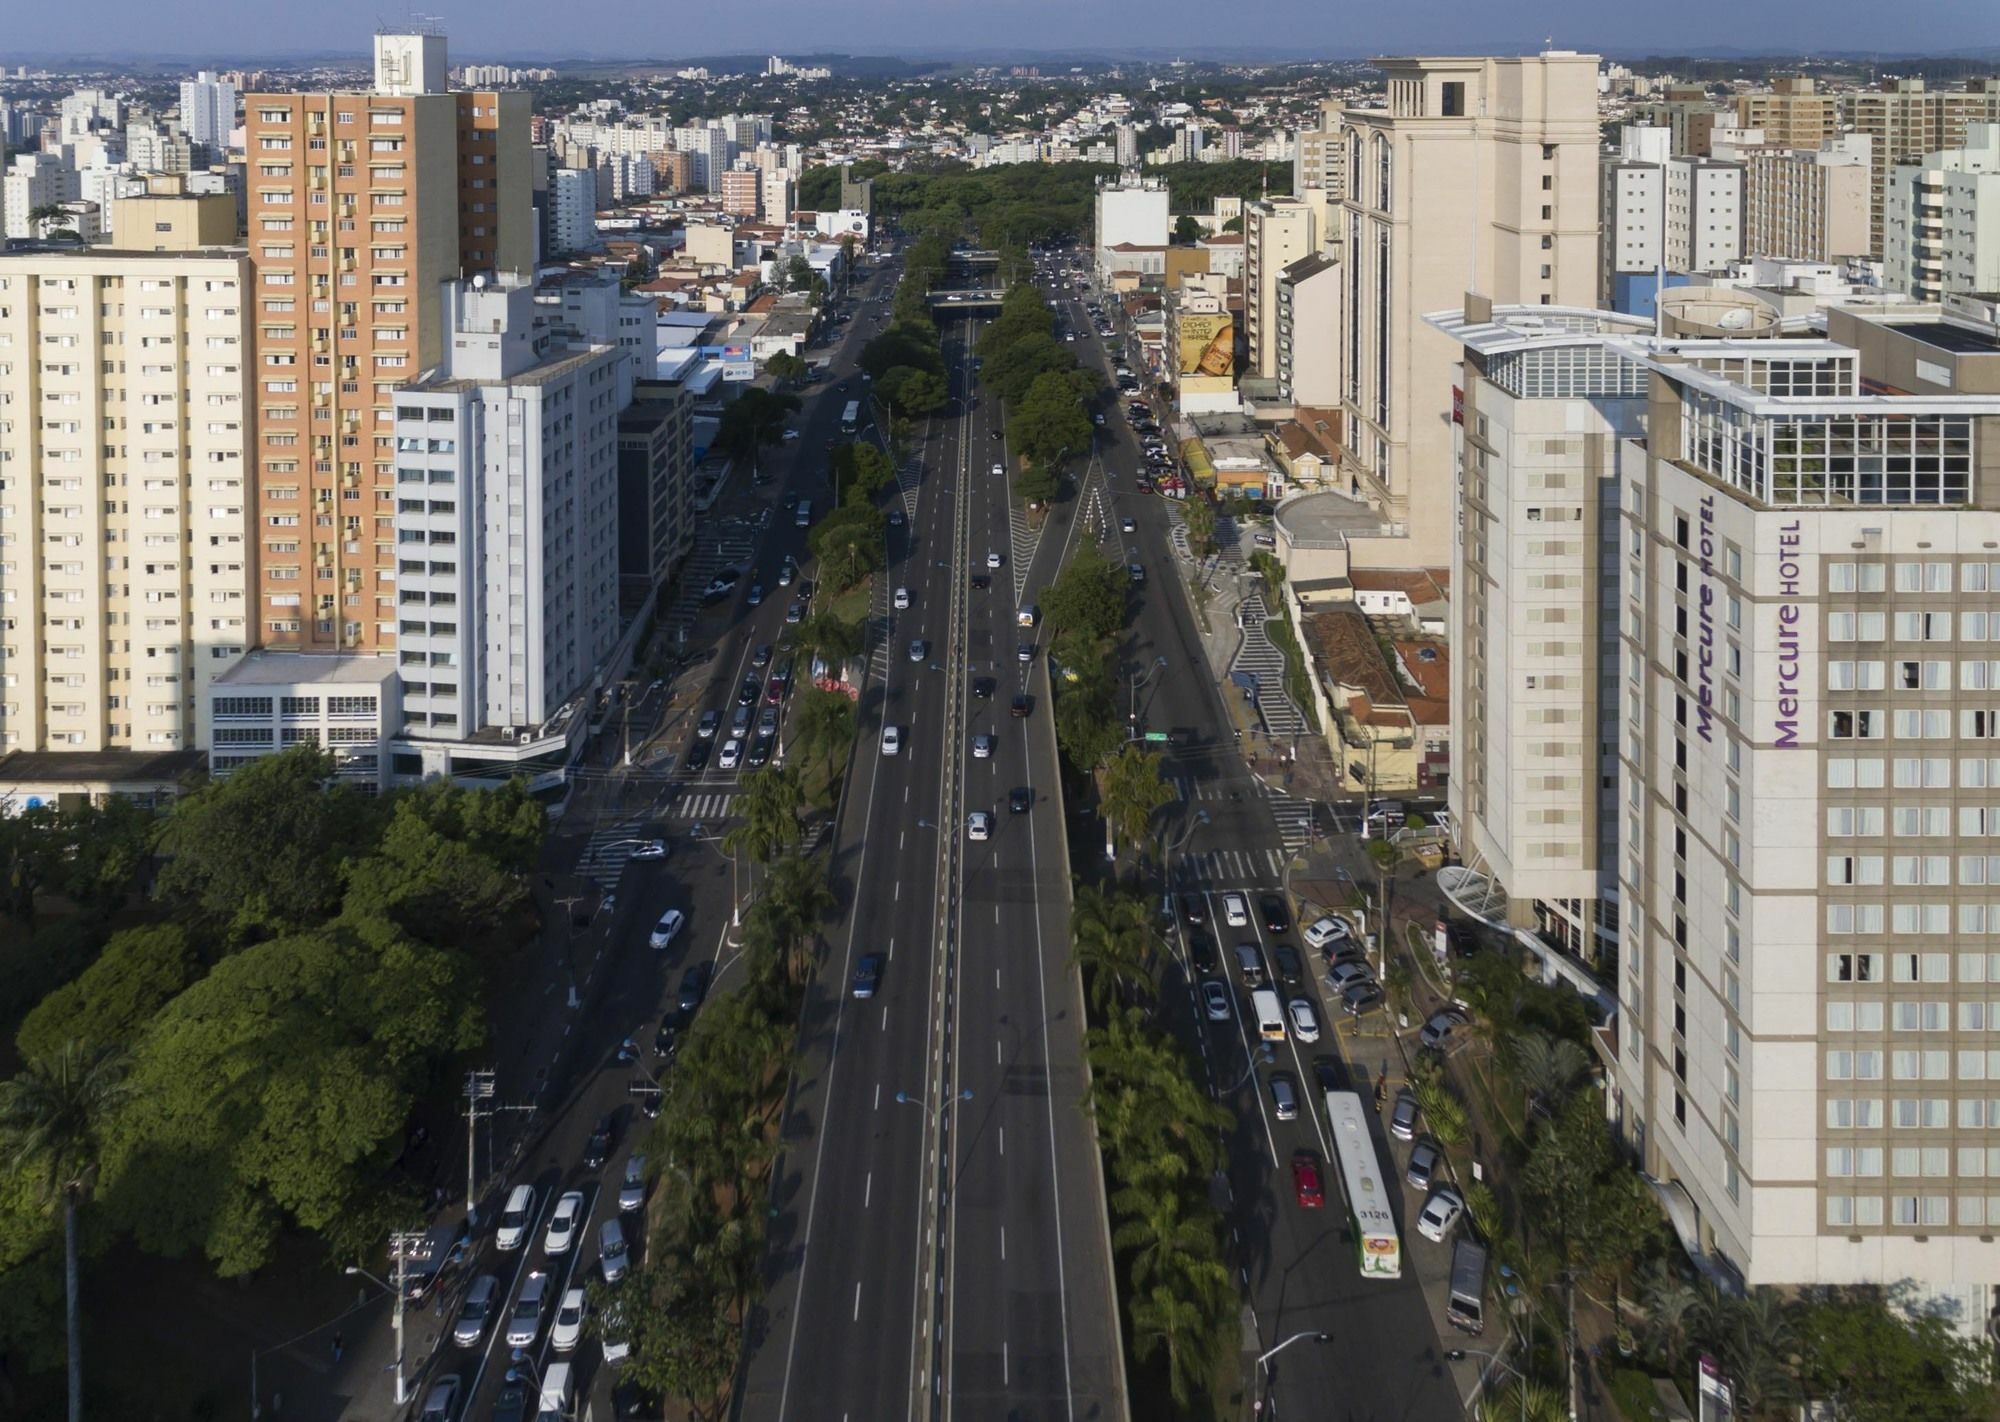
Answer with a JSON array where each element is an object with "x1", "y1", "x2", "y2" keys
[
  {"x1": 1275, "y1": 249, "x2": 1342, "y2": 409},
  {"x1": 1716, "y1": 137, "x2": 1872, "y2": 267},
  {"x1": 1600, "y1": 126, "x2": 1743, "y2": 315},
  {"x1": 551, "y1": 167, "x2": 598, "y2": 254},
  {"x1": 2, "y1": 154, "x2": 80, "y2": 240},
  {"x1": 761, "y1": 168, "x2": 796, "y2": 226},
  {"x1": 1339, "y1": 53, "x2": 1602, "y2": 570},
  {"x1": 1092, "y1": 172, "x2": 1169, "y2": 278},
  {"x1": 1244, "y1": 197, "x2": 1318, "y2": 382},
  {"x1": 178, "y1": 71, "x2": 236, "y2": 153},
  {"x1": 673, "y1": 124, "x2": 732, "y2": 191},
  {"x1": 0, "y1": 187, "x2": 254, "y2": 756},
  {"x1": 1885, "y1": 123, "x2": 2000, "y2": 304}
]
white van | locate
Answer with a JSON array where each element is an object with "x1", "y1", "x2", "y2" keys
[
  {"x1": 534, "y1": 1361, "x2": 575, "y2": 1422},
  {"x1": 1250, "y1": 988, "x2": 1287, "y2": 1043},
  {"x1": 495, "y1": 1184, "x2": 535, "y2": 1251},
  {"x1": 1017, "y1": 604, "x2": 1039, "y2": 628}
]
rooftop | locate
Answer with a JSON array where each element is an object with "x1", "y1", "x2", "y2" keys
[
  {"x1": 1275, "y1": 489, "x2": 1393, "y2": 547},
  {"x1": 215, "y1": 651, "x2": 398, "y2": 687},
  {"x1": 0, "y1": 748, "x2": 207, "y2": 786},
  {"x1": 1881, "y1": 320, "x2": 2000, "y2": 356}
]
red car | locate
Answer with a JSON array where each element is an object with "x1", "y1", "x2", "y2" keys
[
  {"x1": 1134, "y1": 477, "x2": 1153, "y2": 493},
  {"x1": 1291, "y1": 1150, "x2": 1324, "y2": 1208}
]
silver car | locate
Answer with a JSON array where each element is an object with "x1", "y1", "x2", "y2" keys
[
  {"x1": 452, "y1": 1274, "x2": 499, "y2": 1348},
  {"x1": 618, "y1": 1153, "x2": 647, "y2": 1213},
  {"x1": 505, "y1": 1270, "x2": 550, "y2": 1349}
]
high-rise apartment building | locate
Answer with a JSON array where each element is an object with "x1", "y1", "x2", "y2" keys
[
  {"x1": 1275, "y1": 249, "x2": 1343, "y2": 409},
  {"x1": 550, "y1": 167, "x2": 598, "y2": 253},
  {"x1": 673, "y1": 124, "x2": 731, "y2": 191},
  {"x1": 1845, "y1": 78, "x2": 2000, "y2": 257},
  {"x1": 761, "y1": 168, "x2": 796, "y2": 227},
  {"x1": 1243, "y1": 197, "x2": 1318, "y2": 381},
  {"x1": 1718, "y1": 136, "x2": 1872, "y2": 265},
  {"x1": 1735, "y1": 77, "x2": 1838, "y2": 152},
  {"x1": 241, "y1": 30, "x2": 531, "y2": 655},
  {"x1": 1600, "y1": 125, "x2": 1744, "y2": 315},
  {"x1": 1884, "y1": 123, "x2": 2000, "y2": 304},
  {"x1": 1091, "y1": 171, "x2": 1169, "y2": 278},
  {"x1": 719, "y1": 167, "x2": 760, "y2": 218},
  {"x1": 1338, "y1": 52, "x2": 1601, "y2": 568},
  {"x1": 179, "y1": 70, "x2": 237, "y2": 154},
  {"x1": 2, "y1": 153, "x2": 79, "y2": 239},
  {"x1": 0, "y1": 181, "x2": 253, "y2": 756},
  {"x1": 1438, "y1": 299, "x2": 2000, "y2": 1307},
  {"x1": 126, "y1": 121, "x2": 194, "y2": 175}
]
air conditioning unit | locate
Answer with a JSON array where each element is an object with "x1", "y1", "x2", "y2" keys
[{"x1": 517, "y1": 730, "x2": 531, "y2": 744}]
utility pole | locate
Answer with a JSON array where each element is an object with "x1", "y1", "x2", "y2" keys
[{"x1": 462, "y1": 1069, "x2": 536, "y2": 1226}]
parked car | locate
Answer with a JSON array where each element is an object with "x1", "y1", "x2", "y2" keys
[
  {"x1": 1420, "y1": 1007, "x2": 1471, "y2": 1050},
  {"x1": 1180, "y1": 893, "x2": 1208, "y2": 928},
  {"x1": 599, "y1": 1218, "x2": 630, "y2": 1284},
  {"x1": 1222, "y1": 892, "x2": 1249, "y2": 928},
  {"x1": 677, "y1": 961, "x2": 712, "y2": 1013},
  {"x1": 1417, "y1": 1185, "x2": 1466, "y2": 1243},
  {"x1": 1303, "y1": 915, "x2": 1349, "y2": 951},
  {"x1": 1389, "y1": 1090, "x2": 1420, "y2": 1141},
  {"x1": 1311, "y1": 1055, "x2": 1342, "y2": 1094},
  {"x1": 1272, "y1": 945, "x2": 1304, "y2": 988},
  {"x1": 1342, "y1": 983, "x2": 1386, "y2": 1016},
  {"x1": 1406, "y1": 1139, "x2": 1443, "y2": 1191},
  {"x1": 418, "y1": 1377, "x2": 462, "y2": 1422},
  {"x1": 1233, "y1": 942, "x2": 1265, "y2": 987},
  {"x1": 1329, "y1": 960, "x2": 1374, "y2": 993}
]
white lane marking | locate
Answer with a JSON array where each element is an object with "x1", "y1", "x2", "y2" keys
[
  {"x1": 874, "y1": 1082, "x2": 881, "y2": 1111},
  {"x1": 853, "y1": 1281, "x2": 863, "y2": 1322},
  {"x1": 998, "y1": 1125, "x2": 1005, "y2": 1157},
  {"x1": 1000, "y1": 1225, "x2": 1007, "y2": 1261},
  {"x1": 865, "y1": 1172, "x2": 873, "y2": 1209}
]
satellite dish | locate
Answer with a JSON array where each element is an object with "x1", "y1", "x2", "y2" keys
[{"x1": 1716, "y1": 307, "x2": 1751, "y2": 329}]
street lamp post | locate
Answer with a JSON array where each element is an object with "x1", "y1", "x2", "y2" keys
[
  {"x1": 1253, "y1": 1330, "x2": 1330, "y2": 1414},
  {"x1": 344, "y1": 1240, "x2": 419, "y2": 1407},
  {"x1": 1446, "y1": 1344, "x2": 1530, "y2": 1422},
  {"x1": 894, "y1": 1087, "x2": 973, "y2": 1122}
]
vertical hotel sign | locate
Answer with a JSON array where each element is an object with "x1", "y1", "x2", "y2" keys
[{"x1": 1694, "y1": 494, "x2": 1804, "y2": 748}]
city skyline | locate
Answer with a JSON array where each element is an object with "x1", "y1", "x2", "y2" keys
[{"x1": 3, "y1": 0, "x2": 1998, "y2": 64}]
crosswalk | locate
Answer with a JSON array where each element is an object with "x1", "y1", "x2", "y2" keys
[
  {"x1": 662, "y1": 524, "x2": 758, "y2": 647},
  {"x1": 1229, "y1": 592, "x2": 1308, "y2": 739},
  {"x1": 1169, "y1": 848, "x2": 1291, "y2": 886},
  {"x1": 1166, "y1": 778, "x2": 1318, "y2": 859},
  {"x1": 574, "y1": 816, "x2": 653, "y2": 889},
  {"x1": 665, "y1": 790, "x2": 736, "y2": 823}
]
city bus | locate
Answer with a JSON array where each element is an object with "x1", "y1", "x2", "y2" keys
[
  {"x1": 1324, "y1": 1089, "x2": 1402, "y2": 1279},
  {"x1": 841, "y1": 400, "x2": 860, "y2": 435}
]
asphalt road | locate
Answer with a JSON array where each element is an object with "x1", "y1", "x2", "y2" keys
[
  {"x1": 740, "y1": 262, "x2": 1121, "y2": 1422},
  {"x1": 1040, "y1": 264, "x2": 1465, "y2": 1422}
]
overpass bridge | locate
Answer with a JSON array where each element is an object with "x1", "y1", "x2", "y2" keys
[
  {"x1": 926, "y1": 288, "x2": 1007, "y2": 312},
  {"x1": 945, "y1": 249, "x2": 1000, "y2": 272}
]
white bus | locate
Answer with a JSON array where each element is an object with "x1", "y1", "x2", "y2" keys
[
  {"x1": 1324, "y1": 1089, "x2": 1402, "y2": 1279},
  {"x1": 841, "y1": 400, "x2": 860, "y2": 435}
]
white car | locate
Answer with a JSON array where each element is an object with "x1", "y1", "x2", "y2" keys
[
  {"x1": 1417, "y1": 1185, "x2": 1466, "y2": 1243},
  {"x1": 967, "y1": 811, "x2": 992, "y2": 841},
  {"x1": 494, "y1": 1184, "x2": 535, "y2": 1251},
  {"x1": 649, "y1": 909, "x2": 684, "y2": 950},
  {"x1": 986, "y1": 551, "x2": 1002, "y2": 568},
  {"x1": 881, "y1": 724, "x2": 901, "y2": 756},
  {"x1": 1222, "y1": 892, "x2": 1249, "y2": 928},
  {"x1": 1288, "y1": 997, "x2": 1321, "y2": 1043},
  {"x1": 551, "y1": 1286, "x2": 588, "y2": 1353},
  {"x1": 972, "y1": 733, "x2": 993, "y2": 759},
  {"x1": 1200, "y1": 980, "x2": 1231, "y2": 1022},
  {"x1": 991, "y1": 463, "x2": 1004, "y2": 476},
  {"x1": 894, "y1": 586, "x2": 911, "y2": 610},
  {"x1": 543, "y1": 1190, "x2": 585, "y2": 1255},
  {"x1": 719, "y1": 738, "x2": 743, "y2": 770},
  {"x1": 1303, "y1": 916, "x2": 1350, "y2": 951},
  {"x1": 628, "y1": 840, "x2": 667, "y2": 861}
]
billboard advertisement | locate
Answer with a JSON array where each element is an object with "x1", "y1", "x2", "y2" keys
[{"x1": 1178, "y1": 312, "x2": 1234, "y2": 378}]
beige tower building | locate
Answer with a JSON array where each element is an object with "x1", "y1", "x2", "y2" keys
[
  {"x1": 242, "y1": 30, "x2": 531, "y2": 656},
  {"x1": 1735, "y1": 77, "x2": 1839, "y2": 151},
  {"x1": 1338, "y1": 52, "x2": 1601, "y2": 569},
  {"x1": 1242, "y1": 197, "x2": 1318, "y2": 382},
  {"x1": 1844, "y1": 78, "x2": 2000, "y2": 256},
  {"x1": 0, "y1": 180, "x2": 254, "y2": 755}
]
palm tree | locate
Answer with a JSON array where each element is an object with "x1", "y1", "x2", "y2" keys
[
  {"x1": 1099, "y1": 744, "x2": 1174, "y2": 864},
  {"x1": 1510, "y1": 1033, "x2": 1592, "y2": 1120},
  {"x1": 1716, "y1": 1289, "x2": 1800, "y2": 1414},
  {"x1": 724, "y1": 767, "x2": 804, "y2": 865},
  {"x1": 1109, "y1": 1182, "x2": 1221, "y2": 1292},
  {"x1": 1071, "y1": 883, "x2": 1157, "y2": 1013},
  {"x1": 791, "y1": 612, "x2": 863, "y2": 675},
  {"x1": 26, "y1": 204, "x2": 77, "y2": 241},
  {"x1": 787, "y1": 689, "x2": 856, "y2": 786},
  {"x1": 760, "y1": 852, "x2": 835, "y2": 988},
  {"x1": 0, "y1": 1041, "x2": 133, "y2": 1422},
  {"x1": 1477, "y1": 1381, "x2": 1569, "y2": 1422},
  {"x1": 1129, "y1": 1281, "x2": 1217, "y2": 1408}
]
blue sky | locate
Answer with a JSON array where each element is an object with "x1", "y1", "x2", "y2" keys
[{"x1": 7, "y1": 0, "x2": 1997, "y2": 61}]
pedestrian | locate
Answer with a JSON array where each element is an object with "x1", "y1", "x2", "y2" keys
[{"x1": 331, "y1": 1332, "x2": 343, "y2": 1363}]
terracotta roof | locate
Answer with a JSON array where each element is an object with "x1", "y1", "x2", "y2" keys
[
  {"x1": 1393, "y1": 638, "x2": 1451, "y2": 706},
  {"x1": 1348, "y1": 568, "x2": 1447, "y2": 604},
  {"x1": 1202, "y1": 232, "x2": 1244, "y2": 245},
  {"x1": 1300, "y1": 608, "x2": 1402, "y2": 710},
  {"x1": 729, "y1": 271, "x2": 760, "y2": 289},
  {"x1": 746, "y1": 293, "x2": 779, "y2": 314}
]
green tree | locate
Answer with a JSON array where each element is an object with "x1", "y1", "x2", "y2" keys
[
  {"x1": 617, "y1": 1266, "x2": 739, "y2": 1420},
  {"x1": 1042, "y1": 554, "x2": 1129, "y2": 641},
  {"x1": 1071, "y1": 884, "x2": 1157, "y2": 1015},
  {"x1": 981, "y1": 331, "x2": 1073, "y2": 406},
  {"x1": 1099, "y1": 744, "x2": 1173, "y2": 863},
  {"x1": 877, "y1": 364, "x2": 948, "y2": 421},
  {"x1": 1795, "y1": 1289, "x2": 1995, "y2": 1422},
  {"x1": 1182, "y1": 495, "x2": 1217, "y2": 557},
  {"x1": 787, "y1": 689, "x2": 857, "y2": 790},
  {"x1": 1509, "y1": 1032, "x2": 1592, "y2": 1120},
  {"x1": 1013, "y1": 460, "x2": 1058, "y2": 507},
  {"x1": 791, "y1": 611, "x2": 865, "y2": 672},
  {"x1": 723, "y1": 767, "x2": 805, "y2": 865},
  {"x1": 859, "y1": 323, "x2": 945, "y2": 382},
  {"x1": 154, "y1": 747, "x2": 381, "y2": 940},
  {"x1": 714, "y1": 387, "x2": 802, "y2": 471},
  {"x1": 0, "y1": 1041, "x2": 133, "y2": 1422},
  {"x1": 763, "y1": 350, "x2": 809, "y2": 385},
  {"x1": 339, "y1": 797, "x2": 527, "y2": 945},
  {"x1": 807, "y1": 504, "x2": 886, "y2": 593},
  {"x1": 1129, "y1": 1280, "x2": 1218, "y2": 1409},
  {"x1": 1013, "y1": 369, "x2": 1095, "y2": 467},
  {"x1": 1172, "y1": 213, "x2": 1201, "y2": 244},
  {"x1": 16, "y1": 925, "x2": 198, "y2": 1064},
  {"x1": 830, "y1": 440, "x2": 894, "y2": 505}
]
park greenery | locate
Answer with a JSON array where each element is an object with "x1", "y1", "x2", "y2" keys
[
  {"x1": 976, "y1": 283, "x2": 1099, "y2": 489},
  {"x1": 714, "y1": 385, "x2": 803, "y2": 472},
  {"x1": 1038, "y1": 553, "x2": 1134, "y2": 774},
  {"x1": 0, "y1": 749, "x2": 546, "y2": 1411}
]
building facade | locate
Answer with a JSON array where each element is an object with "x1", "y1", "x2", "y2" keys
[
  {"x1": 1845, "y1": 79, "x2": 2000, "y2": 258},
  {"x1": 1276, "y1": 250, "x2": 1343, "y2": 408},
  {"x1": 1735, "y1": 77, "x2": 1839, "y2": 152},
  {"x1": 1092, "y1": 172, "x2": 1169, "y2": 278},
  {"x1": 1339, "y1": 52, "x2": 1602, "y2": 569},
  {"x1": 242, "y1": 30, "x2": 533, "y2": 657},
  {"x1": 0, "y1": 186, "x2": 254, "y2": 756},
  {"x1": 1884, "y1": 123, "x2": 2000, "y2": 304},
  {"x1": 1726, "y1": 138, "x2": 1872, "y2": 265},
  {"x1": 1243, "y1": 197, "x2": 1317, "y2": 382}
]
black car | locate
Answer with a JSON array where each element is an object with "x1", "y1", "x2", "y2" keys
[
  {"x1": 1009, "y1": 786, "x2": 1032, "y2": 813},
  {"x1": 677, "y1": 961, "x2": 712, "y2": 1013},
  {"x1": 653, "y1": 1017, "x2": 681, "y2": 1061},
  {"x1": 1186, "y1": 930, "x2": 1218, "y2": 974},
  {"x1": 583, "y1": 1116, "x2": 614, "y2": 1170},
  {"x1": 973, "y1": 677, "x2": 995, "y2": 700},
  {"x1": 1180, "y1": 893, "x2": 1208, "y2": 927},
  {"x1": 737, "y1": 679, "x2": 761, "y2": 707},
  {"x1": 1010, "y1": 693, "x2": 1031, "y2": 718},
  {"x1": 752, "y1": 642, "x2": 773, "y2": 667},
  {"x1": 1446, "y1": 920, "x2": 1482, "y2": 958},
  {"x1": 971, "y1": 574, "x2": 991, "y2": 591},
  {"x1": 745, "y1": 738, "x2": 771, "y2": 767},
  {"x1": 1273, "y1": 945, "x2": 1304, "y2": 988},
  {"x1": 1260, "y1": 894, "x2": 1291, "y2": 933},
  {"x1": 490, "y1": 1380, "x2": 530, "y2": 1422},
  {"x1": 683, "y1": 737, "x2": 712, "y2": 771},
  {"x1": 1311, "y1": 1055, "x2": 1342, "y2": 1094}
]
